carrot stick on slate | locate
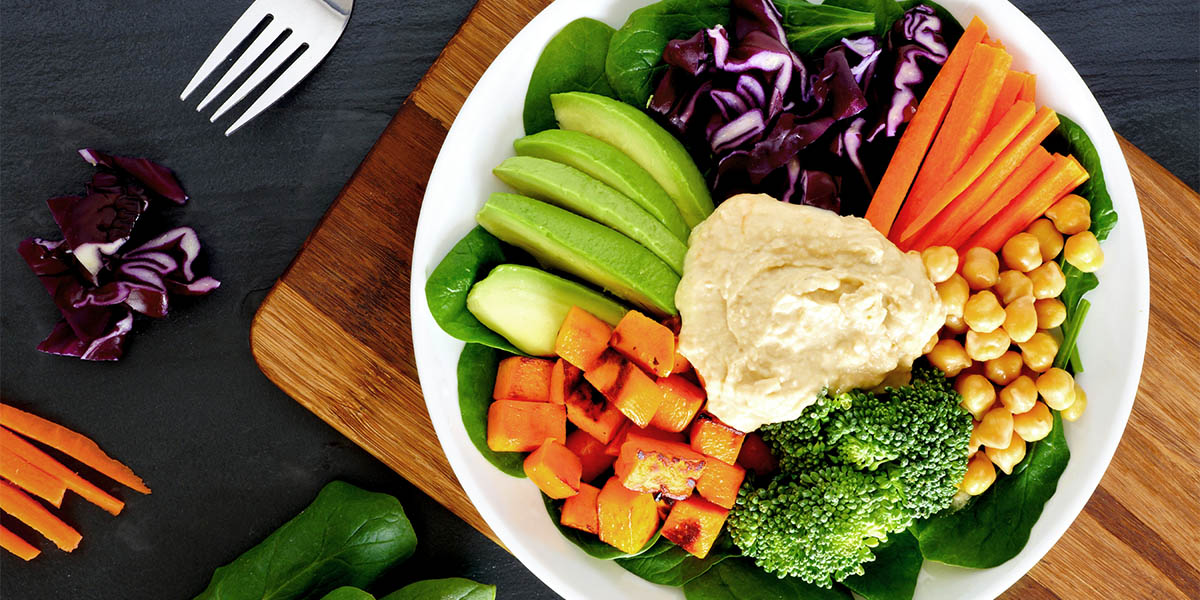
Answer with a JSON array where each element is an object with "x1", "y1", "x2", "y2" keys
[
  {"x1": 1018, "y1": 73, "x2": 1037, "y2": 102},
  {"x1": 987, "y1": 71, "x2": 1030, "y2": 130},
  {"x1": 0, "y1": 524, "x2": 41, "y2": 561},
  {"x1": 962, "y1": 153, "x2": 1089, "y2": 252},
  {"x1": 0, "y1": 446, "x2": 67, "y2": 508},
  {"x1": 0, "y1": 404, "x2": 150, "y2": 494},
  {"x1": 894, "y1": 100, "x2": 1037, "y2": 243},
  {"x1": 864, "y1": 16, "x2": 989, "y2": 235},
  {"x1": 0, "y1": 428, "x2": 124, "y2": 516},
  {"x1": 0, "y1": 480, "x2": 81, "y2": 552}
]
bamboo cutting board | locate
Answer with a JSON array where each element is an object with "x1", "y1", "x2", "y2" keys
[{"x1": 250, "y1": 0, "x2": 1200, "y2": 597}]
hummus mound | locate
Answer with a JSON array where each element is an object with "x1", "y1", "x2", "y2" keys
[{"x1": 675, "y1": 194, "x2": 942, "y2": 433}]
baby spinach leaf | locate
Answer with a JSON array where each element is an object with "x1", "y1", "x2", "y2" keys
[
  {"x1": 524, "y1": 18, "x2": 618, "y2": 135},
  {"x1": 426, "y1": 227, "x2": 522, "y2": 355},
  {"x1": 615, "y1": 533, "x2": 739, "y2": 586},
  {"x1": 458, "y1": 343, "x2": 526, "y2": 478},
  {"x1": 605, "y1": 0, "x2": 730, "y2": 107},
  {"x1": 379, "y1": 578, "x2": 495, "y2": 600},
  {"x1": 194, "y1": 481, "x2": 417, "y2": 600},
  {"x1": 910, "y1": 412, "x2": 1070, "y2": 568},
  {"x1": 841, "y1": 530, "x2": 922, "y2": 600},
  {"x1": 682, "y1": 558, "x2": 852, "y2": 600},
  {"x1": 542, "y1": 493, "x2": 660, "y2": 559},
  {"x1": 320, "y1": 588, "x2": 375, "y2": 600},
  {"x1": 774, "y1": 0, "x2": 877, "y2": 55}
]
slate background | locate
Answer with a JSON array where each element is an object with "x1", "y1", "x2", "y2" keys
[{"x1": 1, "y1": 0, "x2": 1196, "y2": 598}]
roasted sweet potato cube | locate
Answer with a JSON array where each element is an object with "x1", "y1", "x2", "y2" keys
[
  {"x1": 604, "y1": 424, "x2": 687, "y2": 457},
  {"x1": 614, "y1": 437, "x2": 706, "y2": 500},
  {"x1": 565, "y1": 430, "x2": 615, "y2": 483},
  {"x1": 597, "y1": 477, "x2": 659, "y2": 554},
  {"x1": 650, "y1": 375, "x2": 705, "y2": 433},
  {"x1": 486, "y1": 400, "x2": 565, "y2": 452},
  {"x1": 493, "y1": 356, "x2": 554, "y2": 403},
  {"x1": 736, "y1": 432, "x2": 778, "y2": 474},
  {"x1": 565, "y1": 385, "x2": 627, "y2": 445},
  {"x1": 655, "y1": 496, "x2": 676, "y2": 522},
  {"x1": 670, "y1": 349, "x2": 692, "y2": 376},
  {"x1": 560, "y1": 482, "x2": 601, "y2": 534},
  {"x1": 661, "y1": 495, "x2": 729, "y2": 559},
  {"x1": 609, "y1": 362, "x2": 664, "y2": 427},
  {"x1": 524, "y1": 440, "x2": 582, "y2": 499},
  {"x1": 549, "y1": 359, "x2": 584, "y2": 405},
  {"x1": 690, "y1": 413, "x2": 746, "y2": 465},
  {"x1": 583, "y1": 349, "x2": 623, "y2": 393},
  {"x1": 556, "y1": 306, "x2": 615, "y2": 371},
  {"x1": 695, "y1": 457, "x2": 745, "y2": 510},
  {"x1": 609, "y1": 310, "x2": 676, "y2": 377}
]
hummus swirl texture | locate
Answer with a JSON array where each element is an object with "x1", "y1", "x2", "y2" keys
[{"x1": 676, "y1": 194, "x2": 943, "y2": 433}]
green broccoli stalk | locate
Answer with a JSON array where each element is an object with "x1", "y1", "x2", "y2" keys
[{"x1": 726, "y1": 366, "x2": 972, "y2": 588}]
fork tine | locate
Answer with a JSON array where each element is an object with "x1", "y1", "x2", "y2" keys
[
  {"x1": 180, "y1": 2, "x2": 270, "y2": 101},
  {"x1": 195, "y1": 20, "x2": 287, "y2": 112},
  {"x1": 210, "y1": 36, "x2": 306, "y2": 125},
  {"x1": 223, "y1": 42, "x2": 332, "y2": 136}
]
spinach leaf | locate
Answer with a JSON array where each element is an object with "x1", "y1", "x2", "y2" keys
[
  {"x1": 841, "y1": 530, "x2": 922, "y2": 600},
  {"x1": 379, "y1": 578, "x2": 495, "y2": 600},
  {"x1": 542, "y1": 493, "x2": 660, "y2": 559},
  {"x1": 194, "y1": 481, "x2": 417, "y2": 600},
  {"x1": 458, "y1": 343, "x2": 526, "y2": 478},
  {"x1": 682, "y1": 558, "x2": 852, "y2": 600},
  {"x1": 910, "y1": 412, "x2": 1070, "y2": 568},
  {"x1": 320, "y1": 588, "x2": 375, "y2": 600},
  {"x1": 524, "y1": 18, "x2": 618, "y2": 135},
  {"x1": 774, "y1": 0, "x2": 877, "y2": 55},
  {"x1": 605, "y1": 0, "x2": 730, "y2": 107},
  {"x1": 425, "y1": 227, "x2": 522, "y2": 355},
  {"x1": 615, "y1": 533, "x2": 739, "y2": 586}
]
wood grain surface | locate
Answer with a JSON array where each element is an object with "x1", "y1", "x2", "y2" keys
[{"x1": 250, "y1": 0, "x2": 1200, "y2": 596}]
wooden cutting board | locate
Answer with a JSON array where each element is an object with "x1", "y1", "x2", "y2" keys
[{"x1": 250, "y1": 0, "x2": 1200, "y2": 597}]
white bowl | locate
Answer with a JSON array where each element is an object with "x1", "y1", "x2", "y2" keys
[{"x1": 409, "y1": 1, "x2": 1150, "y2": 597}]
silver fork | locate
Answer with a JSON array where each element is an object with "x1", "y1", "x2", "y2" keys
[{"x1": 180, "y1": 0, "x2": 353, "y2": 136}]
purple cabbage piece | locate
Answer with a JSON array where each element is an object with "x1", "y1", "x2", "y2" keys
[
  {"x1": 46, "y1": 186, "x2": 148, "y2": 280},
  {"x1": 37, "y1": 310, "x2": 133, "y2": 362},
  {"x1": 79, "y1": 148, "x2": 189, "y2": 205},
  {"x1": 81, "y1": 227, "x2": 222, "y2": 318},
  {"x1": 870, "y1": 5, "x2": 949, "y2": 140}
]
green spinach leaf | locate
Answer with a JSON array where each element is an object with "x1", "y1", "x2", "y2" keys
[
  {"x1": 425, "y1": 227, "x2": 522, "y2": 355},
  {"x1": 910, "y1": 412, "x2": 1070, "y2": 568},
  {"x1": 615, "y1": 533, "x2": 738, "y2": 586},
  {"x1": 458, "y1": 343, "x2": 526, "y2": 478},
  {"x1": 605, "y1": 0, "x2": 730, "y2": 107},
  {"x1": 194, "y1": 481, "x2": 417, "y2": 600},
  {"x1": 524, "y1": 18, "x2": 618, "y2": 135},
  {"x1": 379, "y1": 578, "x2": 495, "y2": 600},
  {"x1": 774, "y1": 0, "x2": 877, "y2": 55},
  {"x1": 841, "y1": 530, "x2": 922, "y2": 600},
  {"x1": 542, "y1": 493, "x2": 660, "y2": 559},
  {"x1": 682, "y1": 558, "x2": 852, "y2": 600},
  {"x1": 320, "y1": 588, "x2": 375, "y2": 600}
]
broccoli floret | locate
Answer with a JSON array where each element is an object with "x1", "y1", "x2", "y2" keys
[{"x1": 728, "y1": 366, "x2": 972, "y2": 587}]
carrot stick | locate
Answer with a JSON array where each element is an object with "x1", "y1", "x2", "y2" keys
[
  {"x1": 865, "y1": 16, "x2": 989, "y2": 235},
  {"x1": 0, "y1": 404, "x2": 149, "y2": 494},
  {"x1": 987, "y1": 71, "x2": 1030, "y2": 130},
  {"x1": 0, "y1": 428, "x2": 123, "y2": 516},
  {"x1": 962, "y1": 153, "x2": 1089, "y2": 253},
  {"x1": 1018, "y1": 73, "x2": 1037, "y2": 102},
  {"x1": 0, "y1": 480, "x2": 81, "y2": 552},
  {"x1": 0, "y1": 524, "x2": 41, "y2": 561},
  {"x1": 0, "y1": 446, "x2": 66, "y2": 508},
  {"x1": 894, "y1": 100, "x2": 1036, "y2": 243},
  {"x1": 893, "y1": 43, "x2": 1014, "y2": 240}
]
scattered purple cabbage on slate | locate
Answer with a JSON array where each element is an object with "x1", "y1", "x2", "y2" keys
[
  {"x1": 648, "y1": 0, "x2": 951, "y2": 215},
  {"x1": 18, "y1": 150, "x2": 218, "y2": 361}
]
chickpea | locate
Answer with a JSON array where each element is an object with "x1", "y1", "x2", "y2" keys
[
  {"x1": 999, "y1": 375, "x2": 1038, "y2": 414},
  {"x1": 1062, "y1": 382, "x2": 1088, "y2": 422},
  {"x1": 1045, "y1": 194, "x2": 1091, "y2": 235},
  {"x1": 961, "y1": 453, "x2": 997, "y2": 495},
  {"x1": 966, "y1": 328, "x2": 1011, "y2": 362},
  {"x1": 977, "y1": 405, "x2": 1014, "y2": 449},
  {"x1": 1064, "y1": 231, "x2": 1105, "y2": 272},
  {"x1": 1002, "y1": 233, "x2": 1044, "y2": 272},
  {"x1": 937, "y1": 273, "x2": 970, "y2": 319},
  {"x1": 927, "y1": 339, "x2": 972, "y2": 376},
  {"x1": 1013, "y1": 401, "x2": 1053, "y2": 442},
  {"x1": 1035, "y1": 298, "x2": 1067, "y2": 329},
  {"x1": 993, "y1": 270, "x2": 1034, "y2": 305},
  {"x1": 968, "y1": 422, "x2": 983, "y2": 456},
  {"x1": 923, "y1": 331, "x2": 940, "y2": 354},
  {"x1": 986, "y1": 431, "x2": 1027, "y2": 475},
  {"x1": 964, "y1": 291, "x2": 1005, "y2": 333},
  {"x1": 1003, "y1": 296, "x2": 1038, "y2": 343},
  {"x1": 922, "y1": 246, "x2": 959, "y2": 283},
  {"x1": 1017, "y1": 332, "x2": 1059, "y2": 372},
  {"x1": 985, "y1": 351, "x2": 1024, "y2": 385},
  {"x1": 1027, "y1": 260, "x2": 1067, "y2": 299},
  {"x1": 961, "y1": 247, "x2": 1000, "y2": 290},
  {"x1": 944, "y1": 314, "x2": 969, "y2": 335},
  {"x1": 1037, "y1": 367, "x2": 1076, "y2": 410},
  {"x1": 1026, "y1": 218, "x2": 1065, "y2": 261},
  {"x1": 956, "y1": 373, "x2": 997, "y2": 420}
]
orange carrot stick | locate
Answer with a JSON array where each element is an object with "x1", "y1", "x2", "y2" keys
[
  {"x1": 894, "y1": 100, "x2": 1036, "y2": 242},
  {"x1": 864, "y1": 16, "x2": 989, "y2": 235},
  {"x1": 0, "y1": 446, "x2": 67, "y2": 508},
  {"x1": 894, "y1": 43, "x2": 1014, "y2": 240},
  {"x1": 0, "y1": 480, "x2": 81, "y2": 552},
  {"x1": 1018, "y1": 73, "x2": 1037, "y2": 102},
  {"x1": 0, "y1": 524, "x2": 41, "y2": 561},
  {"x1": 987, "y1": 71, "x2": 1030, "y2": 130},
  {"x1": 962, "y1": 154, "x2": 1089, "y2": 253},
  {"x1": 0, "y1": 404, "x2": 150, "y2": 495},
  {"x1": 0, "y1": 428, "x2": 123, "y2": 516}
]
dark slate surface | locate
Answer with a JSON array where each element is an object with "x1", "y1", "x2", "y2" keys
[{"x1": 0, "y1": 1, "x2": 1195, "y2": 598}]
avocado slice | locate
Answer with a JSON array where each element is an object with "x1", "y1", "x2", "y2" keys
[
  {"x1": 467, "y1": 264, "x2": 627, "y2": 356},
  {"x1": 513, "y1": 130, "x2": 690, "y2": 240},
  {"x1": 550, "y1": 92, "x2": 714, "y2": 227},
  {"x1": 476, "y1": 193, "x2": 679, "y2": 316},
  {"x1": 493, "y1": 156, "x2": 686, "y2": 274}
]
